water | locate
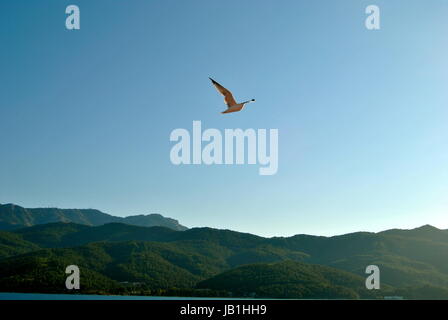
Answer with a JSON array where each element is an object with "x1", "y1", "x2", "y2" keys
[{"x1": 0, "y1": 292, "x2": 238, "y2": 300}]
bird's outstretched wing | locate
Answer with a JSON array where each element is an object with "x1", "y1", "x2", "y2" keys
[{"x1": 209, "y1": 77, "x2": 237, "y2": 107}]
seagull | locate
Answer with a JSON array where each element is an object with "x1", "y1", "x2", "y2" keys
[{"x1": 209, "y1": 77, "x2": 255, "y2": 114}]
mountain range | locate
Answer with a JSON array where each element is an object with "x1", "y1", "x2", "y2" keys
[
  {"x1": 1, "y1": 203, "x2": 448, "y2": 299},
  {"x1": 0, "y1": 205, "x2": 448, "y2": 299},
  {"x1": 0, "y1": 203, "x2": 188, "y2": 231}
]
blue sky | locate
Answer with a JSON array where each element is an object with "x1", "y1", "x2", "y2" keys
[{"x1": 0, "y1": 0, "x2": 447, "y2": 237}]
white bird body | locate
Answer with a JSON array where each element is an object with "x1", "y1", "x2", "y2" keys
[
  {"x1": 209, "y1": 77, "x2": 255, "y2": 114},
  {"x1": 222, "y1": 103, "x2": 247, "y2": 114}
]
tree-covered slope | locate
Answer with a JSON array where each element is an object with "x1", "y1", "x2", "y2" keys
[
  {"x1": 0, "y1": 242, "x2": 201, "y2": 293},
  {"x1": 2, "y1": 219, "x2": 448, "y2": 298},
  {"x1": 9, "y1": 222, "x2": 448, "y2": 289},
  {"x1": 0, "y1": 231, "x2": 41, "y2": 259},
  {"x1": 197, "y1": 260, "x2": 385, "y2": 299}
]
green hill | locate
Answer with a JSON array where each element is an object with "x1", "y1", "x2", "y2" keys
[
  {"x1": 1, "y1": 215, "x2": 448, "y2": 298},
  {"x1": 0, "y1": 240, "x2": 231, "y2": 294},
  {"x1": 0, "y1": 238, "x2": 310, "y2": 293},
  {"x1": 197, "y1": 260, "x2": 387, "y2": 299},
  {"x1": 0, "y1": 231, "x2": 40, "y2": 259},
  {"x1": 12, "y1": 221, "x2": 448, "y2": 289},
  {"x1": 8, "y1": 222, "x2": 448, "y2": 288},
  {"x1": 0, "y1": 248, "x2": 121, "y2": 294}
]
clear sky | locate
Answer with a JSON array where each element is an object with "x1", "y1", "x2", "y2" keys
[{"x1": 1, "y1": 0, "x2": 447, "y2": 237}]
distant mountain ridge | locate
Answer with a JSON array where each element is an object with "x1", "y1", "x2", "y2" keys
[
  {"x1": 2, "y1": 202, "x2": 448, "y2": 298},
  {"x1": 0, "y1": 203, "x2": 188, "y2": 231},
  {"x1": 1, "y1": 221, "x2": 448, "y2": 298}
]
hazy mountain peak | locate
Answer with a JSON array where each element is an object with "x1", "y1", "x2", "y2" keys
[
  {"x1": 414, "y1": 224, "x2": 439, "y2": 231},
  {"x1": 0, "y1": 203, "x2": 188, "y2": 231},
  {"x1": 122, "y1": 213, "x2": 187, "y2": 230}
]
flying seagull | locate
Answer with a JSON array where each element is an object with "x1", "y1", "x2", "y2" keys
[{"x1": 209, "y1": 77, "x2": 255, "y2": 114}]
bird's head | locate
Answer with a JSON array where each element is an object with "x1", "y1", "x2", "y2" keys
[{"x1": 242, "y1": 99, "x2": 256, "y2": 105}]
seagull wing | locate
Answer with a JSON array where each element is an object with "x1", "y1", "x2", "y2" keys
[{"x1": 209, "y1": 77, "x2": 237, "y2": 107}]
